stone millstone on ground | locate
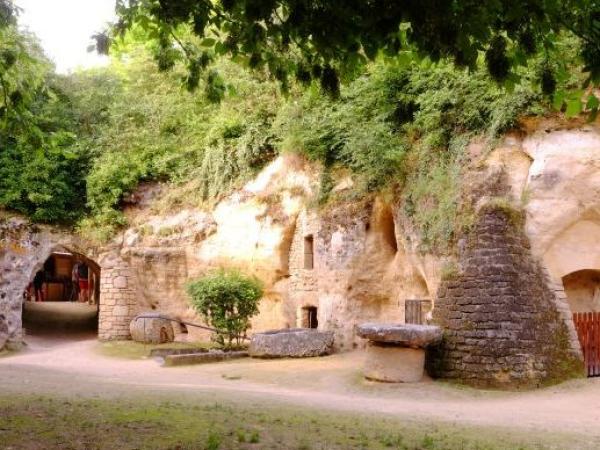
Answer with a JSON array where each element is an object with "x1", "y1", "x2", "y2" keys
[
  {"x1": 130, "y1": 313, "x2": 175, "y2": 344},
  {"x1": 249, "y1": 328, "x2": 334, "y2": 358},
  {"x1": 357, "y1": 323, "x2": 442, "y2": 348}
]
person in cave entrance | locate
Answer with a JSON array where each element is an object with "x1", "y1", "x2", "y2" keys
[
  {"x1": 71, "y1": 260, "x2": 80, "y2": 302},
  {"x1": 33, "y1": 270, "x2": 45, "y2": 302},
  {"x1": 78, "y1": 262, "x2": 89, "y2": 303}
]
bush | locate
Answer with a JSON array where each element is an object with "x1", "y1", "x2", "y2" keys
[{"x1": 186, "y1": 269, "x2": 263, "y2": 348}]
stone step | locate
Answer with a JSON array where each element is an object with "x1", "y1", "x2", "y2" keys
[
  {"x1": 162, "y1": 350, "x2": 248, "y2": 367},
  {"x1": 149, "y1": 347, "x2": 209, "y2": 358}
]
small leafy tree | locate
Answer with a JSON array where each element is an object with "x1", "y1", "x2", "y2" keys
[{"x1": 186, "y1": 268, "x2": 263, "y2": 348}]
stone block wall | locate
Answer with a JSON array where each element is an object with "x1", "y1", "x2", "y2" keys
[
  {"x1": 98, "y1": 253, "x2": 137, "y2": 340},
  {"x1": 289, "y1": 211, "x2": 319, "y2": 326},
  {"x1": 429, "y1": 206, "x2": 584, "y2": 387}
]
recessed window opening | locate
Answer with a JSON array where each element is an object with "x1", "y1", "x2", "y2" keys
[
  {"x1": 302, "y1": 306, "x2": 318, "y2": 329},
  {"x1": 304, "y1": 235, "x2": 314, "y2": 270}
]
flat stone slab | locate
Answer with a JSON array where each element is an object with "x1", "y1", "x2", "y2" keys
[
  {"x1": 249, "y1": 328, "x2": 334, "y2": 358},
  {"x1": 149, "y1": 347, "x2": 209, "y2": 358},
  {"x1": 163, "y1": 350, "x2": 248, "y2": 367},
  {"x1": 357, "y1": 323, "x2": 442, "y2": 348}
]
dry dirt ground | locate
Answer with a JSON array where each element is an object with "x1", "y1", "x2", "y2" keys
[{"x1": 1, "y1": 331, "x2": 600, "y2": 444}]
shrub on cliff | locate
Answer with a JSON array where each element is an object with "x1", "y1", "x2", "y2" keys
[{"x1": 186, "y1": 269, "x2": 263, "y2": 348}]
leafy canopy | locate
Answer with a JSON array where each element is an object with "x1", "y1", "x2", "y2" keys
[
  {"x1": 186, "y1": 268, "x2": 263, "y2": 348},
  {"x1": 108, "y1": 0, "x2": 600, "y2": 100}
]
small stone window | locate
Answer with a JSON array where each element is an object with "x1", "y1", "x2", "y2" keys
[
  {"x1": 304, "y1": 235, "x2": 314, "y2": 270},
  {"x1": 302, "y1": 306, "x2": 318, "y2": 329}
]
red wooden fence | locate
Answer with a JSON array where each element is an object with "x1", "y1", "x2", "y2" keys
[{"x1": 573, "y1": 312, "x2": 600, "y2": 377}]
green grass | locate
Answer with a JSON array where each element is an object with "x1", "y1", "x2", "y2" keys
[
  {"x1": 0, "y1": 393, "x2": 590, "y2": 450},
  {"x1": 95, "y1": 340, "x2": 215, "y2": 360}
]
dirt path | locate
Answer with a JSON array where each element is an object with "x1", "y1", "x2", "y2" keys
[{"x1": 2, "y1": 335, "x2": 600, "y2": 439}]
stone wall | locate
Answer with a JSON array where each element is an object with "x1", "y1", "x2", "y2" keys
[
  {"x1": 288, "y1": 210, "x2": 319, "y2": 327},
  {"x1": 98, "y1": 252, "x2": 137, "y2": 340},
  {"x1": 429, "y1": 206, "x2": 584, "y2": 388}
]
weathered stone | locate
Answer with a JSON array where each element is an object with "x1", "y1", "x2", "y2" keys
[
  {"x1": 357, "y1": 323, "x2": 442, "y2": 348},
  {"x1": 429, "y1": 207, "x2": 584, "y2": 388},
  {"x1": 163, "y1": 350, "x2": 248, "y2": 366},
  {"x1": 130, "y1": 313, "x2": 175, "y2": 344},
  {"x1": 113, "y1": 276, "x2": 128, "y2": 289},
  {"x1": 249, "y1": 328, "x2": 334, "y2": 358},
  {"x1": 363, "y1": 343, "x2": 425, "y2": 383}
]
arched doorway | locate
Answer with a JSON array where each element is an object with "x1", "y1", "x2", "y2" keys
[
  {"x1": 22, "y1": 248, "x2": 101, "y2": 341},
  {"x1": 562, "y1": 269, "x2": 600, "y2": 377},
  {"x1": 562, "y1": 269, "x2": 600, "y2": 313}
]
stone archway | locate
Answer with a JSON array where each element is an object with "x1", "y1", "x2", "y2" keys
[
  {"x1": 22, "y1": 248, "x2": 101, "y2": 337},
  {"x1": 1, "y1": 219, "x2": 138, "y2": 350}
]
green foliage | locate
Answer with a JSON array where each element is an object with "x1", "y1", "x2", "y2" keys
[
  {"x1": 205, "y1": 431, "x2": 221, "y2": 450},
  {"x1": 111, "y1": 0, "x2": 600, "y2": 100},
  {"x1": 66, "y1": 44, "x2": 279, "y2": 236},
  {"x1": 273, "y1": 66, "x2": 408, "y2": 197},
  {"x1": 273, "y1": 57, "x2": 558, "y2": 252},
  {"x1": 186, "y1": 269, "x2": 263, "y2": 348},
  {"x1": 0, "y1": 22, "x2": 88, "y2": 223}
]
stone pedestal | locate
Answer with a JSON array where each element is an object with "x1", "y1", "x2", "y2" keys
[
  {"x1": 364, "y1": 343, "x2": 425, "y2": 382},
  {"x1": 358, "y1": 323, "x2": 442, "y2": 383}
]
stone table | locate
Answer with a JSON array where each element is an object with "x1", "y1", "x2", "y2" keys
[{"x1": 357, "y1": 323, "x2": 442, "y2": 382}]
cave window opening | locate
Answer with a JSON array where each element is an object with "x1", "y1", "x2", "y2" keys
[
  {"x1": 304, "y1": 235, "x2": 314, "y2": 270},
  {"x1": 302, "y1": 306, "x2": 318, "y2": 329}
]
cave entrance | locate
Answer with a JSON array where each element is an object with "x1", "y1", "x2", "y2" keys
[
  {"x1": 22, "y1": 250, "x2": 100, "y2": 341},
  {"x1": 301, "y1": 306, "x2": 318, "y2": 329},
  {"x1": 562, "y1": 269, "x2": 600, "y2": 377},
  {"x1": 562, "y1": 269, "x2": 600, "y2": 313}
]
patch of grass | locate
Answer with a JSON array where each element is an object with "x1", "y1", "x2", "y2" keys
[
  {"x1": 96, "y1": 340, "x2": 215, "y2": 360},
  {"x1": 0, "y1": 393, "x2": 591, "y2": 450},
  {"x1": 205, "y1": 431, "x2": 222, "y2": 450},
  {"x1": 440, "y1": 260, "x2": 460, "y2": 281},
  {"x1": 249, "y1": 430, "x2": 260, "y2": 443}
]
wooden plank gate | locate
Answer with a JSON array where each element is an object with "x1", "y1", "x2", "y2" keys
[{"x1": 573, "y1": 312, "x2": 600, "y2": 377}]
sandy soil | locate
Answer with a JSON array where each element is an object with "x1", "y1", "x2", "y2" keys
[{"x1": 2, "y1": 332, "x2": 600, "y2": 440}]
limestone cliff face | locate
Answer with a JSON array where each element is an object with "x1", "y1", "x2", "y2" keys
[
  {"x1": 485, "y1": 122, "x2": 600, "y2": 284},
  {"x1": 1, "y1": 122, "x2": 600, "y2": 355}
]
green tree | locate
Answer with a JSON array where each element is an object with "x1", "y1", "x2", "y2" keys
[
  {"x1": 0, "y1": 9, "x2": 88, "y2": 223},
  {"x1": 186, "y1": 268, "x2": 263, "y2": 348},
  {"x1": 108, "y1": 0, "x2": 599, "y2": 108}
]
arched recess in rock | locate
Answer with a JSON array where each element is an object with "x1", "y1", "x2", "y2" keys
[
  {"x1": 22, "y1": 246, "x2": 101, "y2": 334},
  {"x1": 543, "y1": 219, "x2": 600, "y2": 280},
  {"x1": 562, "y1": 269, "x2": 600, "y2": 313},
  {"x1": 0, "y1": 231, "x2": 102, "y2": 350}
]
